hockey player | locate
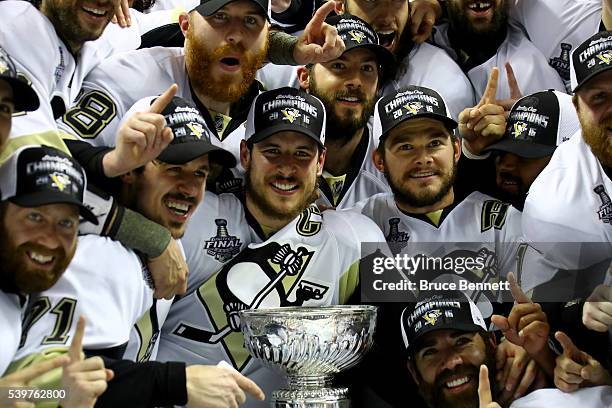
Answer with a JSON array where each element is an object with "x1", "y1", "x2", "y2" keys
[
  {"x1": 156, "y1": 87, "x2": 388, "y2": 407},
  {"x1": 430, "y1": 0, "x2": 566, "y2": 102},
  {"x1": 0, "y1": 0, "x2": 130, "y2": 157},
  {"x1": 58, "y1": 0, "x2": 344, "y2": 194},
  {"x1": 523, "y1": 32, "x2": 612, "y2": 274},
  {"x1": 296, "y1": 14, "x2": 393, "y2": 208}
]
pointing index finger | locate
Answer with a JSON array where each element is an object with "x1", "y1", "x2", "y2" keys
[
  {"x1": 69, "y1": 315, "x2": 86, "y2": 362},
  {"x1": 507, "y1": 272, "x2": 531, "y2": 304},
  {"x1": 306, "y1": 1, "x2": 335, "y2": 40},
  {"x1": 478, "y1": 365, "x2": 494, "y2": 407},
  {"x1": 147, "y1": 84, "x2": 178, "y2": 114},
  {"x1": 505, "y1": 62, "x2": 522, "y2": 100},
  {"x1": 479, "y1": 67, "x2": 499, "y2": 106}
]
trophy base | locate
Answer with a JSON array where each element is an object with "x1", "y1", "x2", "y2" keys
[{"x1": 271, "y1": 387, "x2": 350, "y2": 408}]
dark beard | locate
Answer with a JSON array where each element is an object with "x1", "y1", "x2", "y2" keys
[
  {"x1": 185, "y1": 26, "x2": 268, "y2": 104},
  {"x1": 43, "y1": 2, "x2": 111, "y2": 51},
  {"x1": 580, "y1": 114, "x2": 612, "y2": 168},
  {"x1": 309, "y1": 75, "x2": 375, "y2": 143},
  {"x1": 0, "y1": 223, "x2": 73, "y2": 294},
  {"x1": 386, "y1": 164, "x2": 457, "y2": 209},
  {"x1": 417, "y1": 340, "x2": 497, "y2": 408},
  {"x1": 445, "y1": 0, "x2": 508, "y2": 65},
  {"x1": 245, "y1": 169, "x2": 319, "y2": 224}
]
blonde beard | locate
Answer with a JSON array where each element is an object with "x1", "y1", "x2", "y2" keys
[
  {"x1": 578, "y1": 110, "x2": 612, "y2": 167},
  {"x1": 184, "y1": 26, "x2": 268, "y2": 103}
]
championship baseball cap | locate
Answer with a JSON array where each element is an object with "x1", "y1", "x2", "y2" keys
[
  {"x1": 373, "y1": 86, "x2": 458, "y2": 145},
  {"x1": 0, "y1": 145, "x2": 97, "y2": 224},
  {"x1": 123, "y1": 95, "x2": 236, "y2": 167},
  {"x1": 570, "y1": 31, "x2": 612, "y2": 92},
  {"x1": 484, "y1": 90, "x2": 580, "y2": 159},
  {"x1": 193, "y1": 0, "x2": 270, "y2": 19},
  {"x1": 326, "y1": 14, "x2": 395, "y2": 71},
  {"x1": 245, "y1": 87, "x2": 326, "y2": 147},
  {"x1": 0, "y1": 48, "x2": 39, "y2": 112},
  {"x1": 400, "y1": 291, "x2": 487, "y2": 355}
]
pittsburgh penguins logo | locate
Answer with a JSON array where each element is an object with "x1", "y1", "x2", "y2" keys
[
  {"x1": 596, "y1": 51, "x2": 612, "y2": 65},
  {"x1": 349, "y1": 30, "x2": 366, "y2": 43},
  {"x1": 173, "y1": 242, "x2": 329, "y2": 370},
  {"x1": 281, "y1": 108, "x2": 301, "y2": 123},
  {"x1": 50, "y1": 172, "x2": 71, "y2": 192},
  {"x1": 423, "y1": 309, "x2": 443, "y2": 326},
  {"x1": 512, "y1": 122, "x2": 528, "y2": 138},
  {"x1": 186, "y1": 122, "x2": 206, "y2": 139},
  {"x1": 404, "y1": 102, "x2": 423, "y2": 115}
]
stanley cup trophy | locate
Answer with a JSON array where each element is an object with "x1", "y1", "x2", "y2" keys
[{"x1": 239, "y1": 305, "x2": 377, "y2": 408}]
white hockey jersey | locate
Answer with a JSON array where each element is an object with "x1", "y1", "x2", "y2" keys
[
  {"x1": 352, "y1": 191, "x2": 546, "y2": 300},
  {"x1": 13, "y1": 235, "x2": 153, "y2": 363},
  {"x1": 317, "y1": 123, "x2": 390, "y2": 209},
  {"x1": 57, "y1": 46, "x2": 256, "y2": 193},
  {"x1": 523, "y1": 132, "x2": 612, "y2": 270},
  {"x1": 382, "y1": 41, "x2": 476, "y2": 121},
  {"x1": 432, "y1": 22, "x2": 567, "y2": 101},
  {"x1": 0, "y1": 1, "x2": 114, "y2": 158},
  {"x1": 0, "y1": 292, "x2": 24, "y2": 375},
  {"x1": 157, "y1": 201, "x2": 386, "y2": 407},
  {"x1": 508, "y1": 0, "x2": 603, "y2": 91}
]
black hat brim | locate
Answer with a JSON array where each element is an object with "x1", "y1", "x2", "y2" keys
[
  {"x1": 573, "y1": 64, "x2": 612, "y2": 93},
  {"x1": 484, "y1": 139, "x2": 556, "y2": 159},
  {"x1": 2, "y1": 77, "x2": 40, "y2": 112},
  {"x1": 407, "y1": 321, "x2": 486, "y2": 355},
  {"x1": 10, "y1": 191, "x2": 98, "y2": 225},
  {"x1": 158, "y1": 141, "x2": 237, "y2": 167},
  {"x1": 193, "y1": 0, "x2": 268, "y2": 19},
  {"x1": 248, "y1": 123, "x2": 324, "y2": 148},
  {"x1": 380, "y1": 112, "x2": 458, "y2": 142},
  {"x1": 345, "y1": 43, "x2": 396, "y2": 72}
]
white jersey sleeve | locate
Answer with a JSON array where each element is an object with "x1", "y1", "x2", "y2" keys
[
  {"x1": 57, "y1": 47, "x2": 188, "y2": 146},
  {"x1": 14, "y1": 235, "x2": 153, "y2": 361},
  {"x1": 508, "y1": 0, "x2": 602, "y2": 91},
  {"x1": 383, "y1": 42, "x2": 476, "y2": 120},
  {"x1": 0, "y1": 292, "x2": 24, "y2": 375}
]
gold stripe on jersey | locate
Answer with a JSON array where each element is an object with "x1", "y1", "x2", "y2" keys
[
  {"x1": 323, "y1": 172, "x2": 347, "y2": 206},
  {"x1": 339, "y1": 260, "x2": 360, "y2": 304},
  {"x1": 134, "y1": 312, "x2": 154, "y2": 362},
  {"x1": 425, "y1": 209, "x2": 444, "y2": 227},
  {"x1": 0, "y1": 131, "x2": 73, "y2": 163}
]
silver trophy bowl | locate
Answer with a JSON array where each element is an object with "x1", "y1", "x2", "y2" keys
[{"x1": 240, "y1": 305, "x2": 377, "y2": 408}]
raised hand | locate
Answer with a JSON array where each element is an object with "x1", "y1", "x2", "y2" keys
[
  {"x1": 103, "y1": 84, "x2": 178, "y2": 177},
  {"x1": 61, "y1": 316, "x2": 113, "y2": 408},
  {"x1": 494, "y1": 339, "x2": 540, "y2": 406},
  {"x1": 582, "y1": 284, "x2": 612, "y2": 332},
  {"x1": 409, "y1": 0, "x2": 442, "y2": 43},
  {"x1": 294, "y1": 1, "x2": 345, "y2": 65},
  {"x1": 492, "y1": 272, "x2": 549, "y2": 356},
  {"x1": 478, "y1": 365, "x2": 502, "y2": 408},
  {"x1": 111, "y1": 0, "x2": 131, "y2": 28},
  {"x1": 554, "y1": 331, "x2": 612, "y2": 392},
  {"x1": 496, "y1": 62, "x2": 523, "y2": 116},
  {"x1": 458, "y1": 67, "x2": 505, "y2": 155}
]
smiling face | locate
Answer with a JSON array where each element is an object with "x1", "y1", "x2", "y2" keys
[
  {"x1": 41, "y1": 0, "x2": 114, "y2": 52},
  {"x1": 341, "y1": 0, "x2": 410, "y2": 56},
  {"x1": 183, "y1": 0, "x2": 269, "y2": 103},
  {"x1": 409, "y1": 330, "x2": 496, "y2": 408},
  {"x1": 0, "y1": 202, "x2": 79, "y2": 293},
  {"x1": 122, "y1": 156, "x2": 210, "y2": 239},
  {"x1": 242, "y1": 132, "x2": 325, "y2": 230},
  {"x1": 574, "y1": 70, "x2": 612, "y2": 167},
  {"x1": 495, "y1": 152, "x2": 551, "y2": 205},
  {"x1": 445, "y1": 0, "x2": 507, "y2": 37},
  {"x1": 302, "y1": 47, "x2": 379, "y2": 141},
  {"x1": 0, "y1": 80, "x2": 14, "y2": 151},
  {"x1": 374, "y1": 118, "x2": 460, "y2": 213}
]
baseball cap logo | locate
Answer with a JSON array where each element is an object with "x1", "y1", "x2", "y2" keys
[
  {"x1": 187, "y1": 122, "x2": 206, "y2": 139},
  {"x1": 423, "y1": 309, "x2": 443, "y2": 326},
  {"x1": 349, "y1": 30, "x2": 366, "y2": 43},
  {"x1": 50, "y1": 172, "x2": 71, "y2": 192},
  {"x1": 596, "y1": 50, "x2": 612, "y2": 65},
  {"x1": 512, "y1": 122, "x2": 528, "y2": 138},
  {"x1": 281, "y1": 108, "x2": 301, "y2": 123},
  {"x1": 404, "y1": 102, "x2": 423, "y2": 115}
]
